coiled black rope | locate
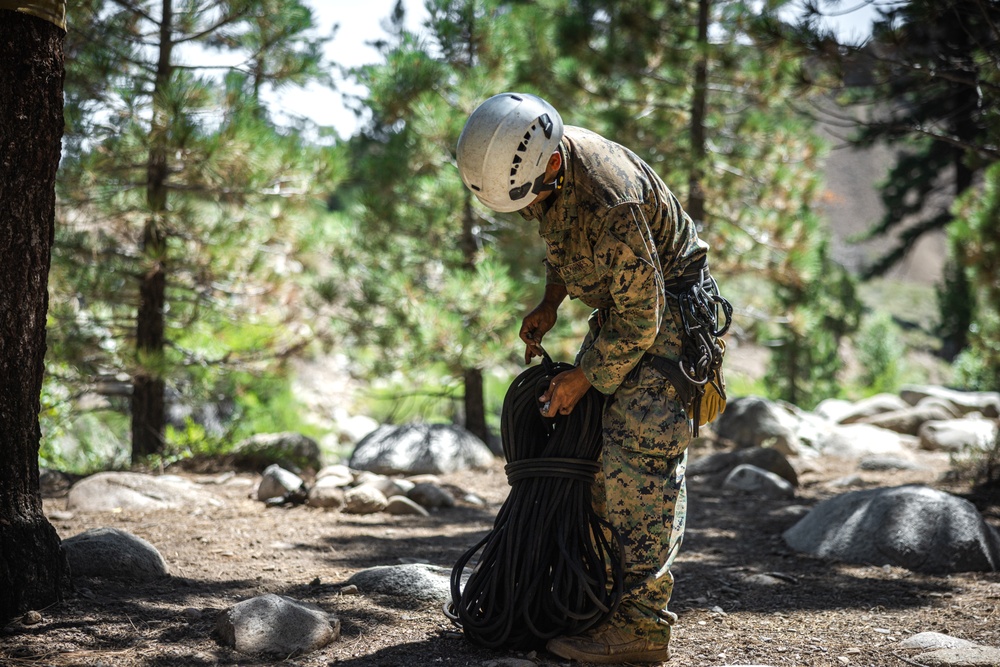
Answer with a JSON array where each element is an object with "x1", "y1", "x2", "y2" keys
[{"x1": 446, "y1": 354, "x2": 624, "y2": 650}]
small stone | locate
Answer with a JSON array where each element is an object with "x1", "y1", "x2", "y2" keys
[
  {"x1": 463, "y1": 493, "x2": 486, "y2": 506},
  {"x1": 340, "y1": 585, "x2": 360, "y2": 595},
  {"x1": 22, "y1": 610, "x2": 42, "y2": 625},
  {"x1": 182, "y1": 607, "x2": 202, "y2": 621},
  {"x1": 343, "y1": 484, "x2": 388, "y2": 514},
  {"x1": 385, "y1": 495, "x2": 430, "y2": 516},
  {"x1": 407, "y1": 482, "x2": 455, "y2": 509}
]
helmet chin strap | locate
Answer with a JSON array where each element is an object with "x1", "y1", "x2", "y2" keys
[{"x1": 530, "y1": 148, "x2": 565, "y2": 196}]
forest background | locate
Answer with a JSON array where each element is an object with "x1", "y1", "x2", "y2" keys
[{"x1": 42, "y1": 0, "x2": 1000, "y2": 484}]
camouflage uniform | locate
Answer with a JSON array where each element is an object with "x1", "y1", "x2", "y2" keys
[{"x1": 520, "y1": 126, "x2": 708, "y2": 641}]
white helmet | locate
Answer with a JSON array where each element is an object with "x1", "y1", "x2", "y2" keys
[{"x1": 457, "y1": 93, "x2": 564, "y2": 213}]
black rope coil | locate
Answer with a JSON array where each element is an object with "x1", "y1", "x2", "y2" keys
[{"x1": 446, "y1": 355, "x2": 624, "y2": 650}]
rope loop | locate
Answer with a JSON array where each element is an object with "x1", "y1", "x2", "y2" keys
[
  {"x1": 448, "y1": 360, "x2": 623, "y2": 650},
  {"x1": 505, "y1": 457, "x2": 601, "y2": 484}
]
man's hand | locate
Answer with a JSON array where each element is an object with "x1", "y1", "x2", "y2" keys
[
  {"x1": 519, "y1": 284, "x2": 568, "y2": 364},
  {"x1": 519, "y1": 303, "x2": 558, "y2": 364},
  {"x1": 539, "y1": 366, "x2": 592, "y2": 416}
]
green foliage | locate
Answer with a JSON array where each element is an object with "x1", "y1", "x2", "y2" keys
[
  {"x1": 936, "y1": 251, "x2": 976, "y2": 360},
  {"x1": 754, "y1": 0, "x2": 1000, "y2": 393},
  {"x1": 855, "y1": 311, "x2": 903, "y2": 394},
  {"x1": 39, "y1": 402, "x2": 132, "y2": 474},
  {"x1": 725, "y1": 372, "x2": 769, "y2": 402},
  {"x1": 52, "y1": 0, "x2": 343, "y2": 461},
  {"x1": 331, "y1": 0, "x2": 547, "y2": 438},
  {"x1": 52, "y1": 0, "x2": 960, "y2": 469},
  {"x1": 950, "y1": 162, "x2": 1000, "y2": 390},
  {"x1": 765, "y1": 239, "x2": 862, "y2": 409},
  {"x1": 828, "y1": 1, "x2": 997, "y2": 359}
]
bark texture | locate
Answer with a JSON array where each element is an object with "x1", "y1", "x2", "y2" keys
[{"x1": 0, "y1": 9, "x2": 72, "y2": 621}]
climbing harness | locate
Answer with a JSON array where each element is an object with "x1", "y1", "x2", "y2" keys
[
  {"x1": 629, "y1": 256, "x2": 733, "y2": 436},
  {"x1": 446, "y1": 352, "x2": 624, "y2": 649},
  {"x1": 672, "y1": 257, "x2": 732, "y2": 434}
]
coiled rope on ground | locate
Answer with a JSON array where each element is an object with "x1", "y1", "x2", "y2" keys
[{"x1": 446, "y1": 355, "x2": 624, "y2": 650}]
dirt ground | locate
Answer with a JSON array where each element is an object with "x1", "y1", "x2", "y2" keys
[{"x1": 3, "y1": 442, "x2": 999, "y2": 667}]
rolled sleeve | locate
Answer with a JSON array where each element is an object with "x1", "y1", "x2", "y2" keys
[{"x1": 544, "y1": 259, "x2": 566, "y2": 287}]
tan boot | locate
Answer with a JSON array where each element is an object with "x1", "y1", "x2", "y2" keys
[{"x1": 546, "y1": 624, "x2": 671, "y2": 664}]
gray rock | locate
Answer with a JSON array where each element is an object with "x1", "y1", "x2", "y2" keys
[
  {"x1": 769, "y1": 505, "x2": 811, "y2": 520},
  {"x1": 783, "y1": 485, "x2": 1000, "y2": 573},
  {"x1": 900, "y1": 385, "x2": 1000, "y2": 418},
  {"x1": 740, "y1": 573, "x2": 791, "y2": 587},
  {"x1": 779, "y1": 403, "x2": 835, "y2": 453},
  {"x1": 385, "y1": 496, "x2": 430, "y2": 516},
  {"x1": 722, "y1": 464, "x2": 795, "y2": 499},
  {"x1": 315, "y1": 464, "x2": 355, "y2": 487},
  {"x1": 350, "y1": 423, "x2": 494, "y2": 475},
  {"x1": 306, "y1": 476, "x2": 346, "y2": 509},
  {"x1": 67, "y1": 472, "x2": 221, "y2": 512},
  {"x1": 838, "y1": 393, "x2": 911, "y2": 424},
  {"x1": 859, "y1": 404, "x2": 957, "y2": 436},
  {"x1": 828, "y1": 474, "x2": 864, "y2": 488},
  {"x1": 354, "y1": 471, "x2": 413, "y2": 498},
  {"x1": 859, "y1": 456, "x2": 924, "y2": 471},
  {"x1": 390, "y1": 478, "x2": 416, "y2": 495},
  {"x1": 213, "y1": 594, "x2": 338, "y2": 657},
  {"x1": 688, "y1": 447, "x2": 798, "y2": 487},
  {"x1": 712, "y1": 397, "x2": 802, "y2": 454},
  {"x1": 232, "y1": 432, "x2": 322, "y2": 472},
  {"x1": 899, "y1": 632, "x2": 980, "y2": 650},
  {"x1": 256, "y1": 464, "x2": 306, "y2": 502},
  {"x1": 813, "y1": 398, "x2": 856, "y2": 423},
  {"x1": 482, "y1": 659, "x2": 538, "y2": 667},
  {"x1": 343, "y1": 484, "x2": 388, "y2": 514},
  {"x1": 63, "y1": 527, "x2": 168, "y2": 580},
  {"x1": 344, "y1": 563, "x2": 453, "y2": 606},
  {"x1": 919, "y1": 419, "x2": 998, "y2": 453},
  {"x1": 915, "y1": 396, "x2": 963, "y2": 419},
  {"x1": 405, "y1": 473, "x2": 442, "y2": 485},
  {"x1": 818, "y1": 423, "x2": 916, "y2": 459},
  {"x1": 912, "y1": 646, "x2": 1000, "y2": 667},
  {"x1": 408, "y1": 482, "x2": 456, "y2": 509}
]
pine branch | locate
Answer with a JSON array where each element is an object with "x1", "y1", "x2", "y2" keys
[
  {"x1": 108, "y1": 0, "x2": 157, "y2": 25},
  {"x1": 174, "y1": 9, "x2": 253, "y2": 46}
]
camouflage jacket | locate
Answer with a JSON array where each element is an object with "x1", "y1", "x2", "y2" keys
[{"x1": 520, "y1": 126, "x2": 708, "y2": 395}]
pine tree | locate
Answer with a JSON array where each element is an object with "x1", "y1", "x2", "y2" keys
[
  {"x1": 787, "y1": 0, "x2": 1000, "y2": 361},
  {"x1": 331, "y1": 0, "x2": 535, "y2": 442},
  {"x1": 54, "y1": 0, "x2": 336, "y2": 463}
]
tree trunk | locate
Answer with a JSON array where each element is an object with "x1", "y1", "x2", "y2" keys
[
  {"x1": 463, "y1": 367, "x2": 488, "y2": 443},
  {"x1": 460, "y1": 192, "x2": 489, "y2": 443},
  {"x1": 687, "y1": 0, "x2": 710, "y2": 226},
  {"x1": 0, "y1": 8, "x2": 72, "y2": 621},
  {"x1": 131, "y1": 0, "x2": 174, "y2": 462}
]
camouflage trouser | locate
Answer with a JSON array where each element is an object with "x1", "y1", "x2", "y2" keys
[{"x1": 579, "y1": 322, "x2": 690, "y2": 642}]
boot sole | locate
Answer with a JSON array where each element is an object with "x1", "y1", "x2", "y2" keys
[{"x1": 547, "y1": 640, "x2": 670, "y2": 664}]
